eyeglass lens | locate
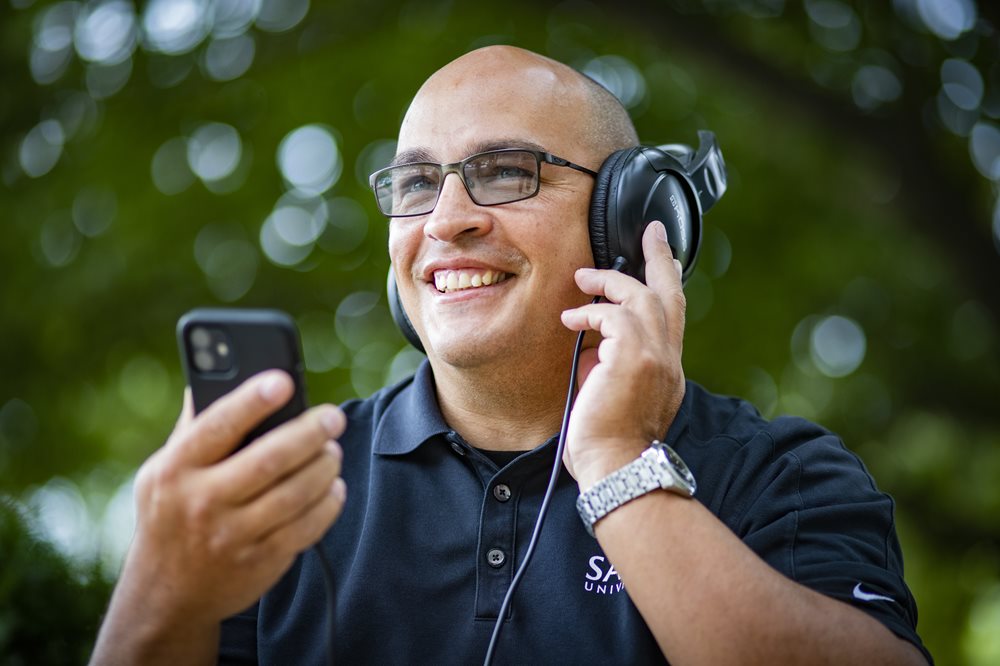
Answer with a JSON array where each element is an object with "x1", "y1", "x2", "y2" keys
[{"x1": 375, "y1": 150, "x2": 540, "y2": 216}]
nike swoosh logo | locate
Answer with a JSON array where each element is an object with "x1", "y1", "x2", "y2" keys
[{"x1": 852, "y1": 583, "x2": 895, "y2": 603}]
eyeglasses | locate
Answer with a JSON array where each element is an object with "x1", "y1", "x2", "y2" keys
[{"x1": 369, "y1": 149, "x2": 598, "y2": 217}]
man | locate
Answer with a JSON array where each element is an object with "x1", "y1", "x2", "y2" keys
[{"x1": 92, "y1": 46, "x2": 930, "y2": 664}]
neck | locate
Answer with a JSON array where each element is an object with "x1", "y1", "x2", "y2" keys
[{"x1": 430, "y1": 349, "x2": 575, "y2": 452}]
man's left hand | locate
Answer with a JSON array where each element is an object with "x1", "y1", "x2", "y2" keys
[{"x1": 560, "y1": 220, "x2": 687, "y2": 490}]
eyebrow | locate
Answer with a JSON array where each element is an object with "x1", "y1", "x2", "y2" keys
[{"x1": 389, "y1": 138, "x2": 549, "y2": 167}]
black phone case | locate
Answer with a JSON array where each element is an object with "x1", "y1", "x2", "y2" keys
[{"x1": 177, "y1": 308, "x2": 308, "y2": 451}]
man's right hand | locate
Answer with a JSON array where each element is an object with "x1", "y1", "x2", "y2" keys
[{"x1": 91, "y1": 370, "x2": 347, "y2": 665}]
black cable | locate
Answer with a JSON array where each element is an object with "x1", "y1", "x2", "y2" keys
[
  {"x1": 483, "y1": 256, "x2": 627, "y2": 665},
  {"x1": 312, "y1": 541, "x2": 337, "y2": 665}
]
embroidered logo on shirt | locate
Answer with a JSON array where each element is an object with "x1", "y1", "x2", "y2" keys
[
  {"x1": 584, "y1": 556, "x2": 625, "y2": 595},
  {"x1": 852, "y1": 582, "x2": 895, "y2": 603}
]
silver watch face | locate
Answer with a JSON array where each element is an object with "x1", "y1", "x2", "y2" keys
[{"x1": 656, "y1": 442, "x2": 697, "y2": 495}]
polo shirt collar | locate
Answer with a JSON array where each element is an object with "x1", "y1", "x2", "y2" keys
[{"x1": 373, "y1": 360, "x2": 450, "y2": 456}]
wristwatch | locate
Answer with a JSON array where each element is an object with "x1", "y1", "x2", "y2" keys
[{"x1": 576, "y1": 440, "x2": 696, "y2": 537}]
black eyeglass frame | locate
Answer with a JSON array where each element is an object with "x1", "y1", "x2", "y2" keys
[{"x1": 368, "y1": 148, "x2": 599, "y2": 218}]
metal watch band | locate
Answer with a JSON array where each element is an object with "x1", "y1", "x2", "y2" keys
[{"x1": 575, "y1": 441, "x2": 695, "y2": 537}]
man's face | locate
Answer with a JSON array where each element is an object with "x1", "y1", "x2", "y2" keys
[{"x1": 389, "y1": 48, "x2": 600, "y2": 371}]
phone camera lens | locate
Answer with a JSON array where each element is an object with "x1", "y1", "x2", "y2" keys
[
  {"x1": 194, "y1": 350, "x2": 215, "y2": 372},
  {"x1": 190, "y1": 327, "x2": 211, "y2": 349}
]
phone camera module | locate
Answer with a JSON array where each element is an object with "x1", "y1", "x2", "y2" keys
[{"x1": 188, "y1": 326, "x2": 235, "y2": 374}]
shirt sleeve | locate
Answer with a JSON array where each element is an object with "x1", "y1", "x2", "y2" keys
[
  {"x1": 217, "y1": 601, "x2": 259, "y2": 665},
  {"x1": 726, "y1": 417, "x2": 933, "y2": 664}
]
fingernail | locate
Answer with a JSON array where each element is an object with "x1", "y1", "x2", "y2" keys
[
  {"x1": 332, "y1": 478, "x2": 347, "y2": 501},
  {"x1": 259, "y1": 372, "x2": 287, "y2": 402},
  {"x1": 654, "y1": 221, "x2": 668, "y2": 242},
  {"x1": 320, "y1": 408, "x2": 342, "y2": 436},
  {"x1": 674, "y1": 259, "x2": 684, "y2": 279}
]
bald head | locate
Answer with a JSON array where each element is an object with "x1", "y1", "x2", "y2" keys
[{"x1": 399, "y1": 46, "x2": 639, "y2": 166}]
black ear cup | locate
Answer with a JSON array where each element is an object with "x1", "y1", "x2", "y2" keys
[
  {"x1": 588, "y1": 146, "x2": 702, "y2": 284},
  {"x1": 588, "y1": 147, "x2": 637, "y2": 271},
  {"x1": 387, "y1": 268, "x2": 425, "y2": 353}
]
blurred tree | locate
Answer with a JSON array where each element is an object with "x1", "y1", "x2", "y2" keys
[
  {"x1": 0, "y1": 499, "x2": 112, "y2": 664},
  {"x1": 0, "y1": 0, "x2": 997, "y2": 663}
]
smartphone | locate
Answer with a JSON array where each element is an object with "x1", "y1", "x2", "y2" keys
[{"x1": 177, "y1": 308, "x2": 309, "y2": 451}]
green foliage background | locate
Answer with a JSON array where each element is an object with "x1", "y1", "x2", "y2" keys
[{"x1": 1, "y1": 0, "x2": 999, "y2": 663}]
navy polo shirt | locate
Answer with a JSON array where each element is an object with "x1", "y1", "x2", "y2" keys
[{"x1": 218, "y1": 361, "x2": 931, "y2": 664}]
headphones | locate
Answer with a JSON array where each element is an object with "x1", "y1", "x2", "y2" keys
[{"x1": 387, "y1": 130, "x2": 728, "y2": 353}]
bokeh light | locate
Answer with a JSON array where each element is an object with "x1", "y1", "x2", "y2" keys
[
  {"x1": 583, "y1": 55, "x2": 647, "y2": 109},
  {"x1": 852, "y1": 65, "x2": 902, "y2": 110},
  {"x1": 151, "y1": 136, "x2": 196, "y2": 194},
  {"x1": 186, "y1": 122, "x2": 242, "y2": 183},
  {"x1": 30, "y1": 1, "x2": 79, "y2": 84},
  {"x1": 19, "y1": 119, "x2": 65, "y2": 178},
  {"x1": 39, "y1": 211, "x2": 81, "y2": 267},
  {"x1": 73, "y1": 0, "x2": 136, "y2": 65},
  {"x1": 805, "y1": 0, "x2": 862, "y2": 52},
  {"x1": 277, "y1": 124, "x2": 342, "y2": 196},
  {"x1": 810, "y1": 315, "x2": 867, "y2": 378},
  {"x1": 914, "y1": 0, "x2": 977, "y2": 41},
  {"x1": 969, "y1": 122, "x2": 1000, "y2": 180},
  {"x1": 194, "y1": 223, "x2": 259, "y2": 301},
  {"x1": 255, "y1": 0, "x2": 309, "y2": 33},
  {"x1": 202, "y1": 33, "x2": 255, "y2": 81},
  {"x1": 72, "y1": 186, "x2": 117, "y2": 237},
  {"x1": 142, "y1": 0, "x2": 211, "y2": 55},
  {"x1": 212, "y1": 0, "x2": 262, "y2": 37},
  {"x1": 25, "y1": 478, "x2": 92, "y2": 565},
  {"x1": 942, "y1": 59, "x2": 984, "y2": 111}
]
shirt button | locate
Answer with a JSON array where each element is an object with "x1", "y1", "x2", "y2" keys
[
  {"x1": 450, "y1": 441, "x2": 466, "y2": 456},
  {"x1": 486, "y1": 548, "x2": 506, "y2": 568},
  {"x1": 492, "y1": 484, "x2": 512, "y2": 502}
]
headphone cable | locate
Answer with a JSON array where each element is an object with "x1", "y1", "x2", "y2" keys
[{"x1": 483, "y1": 255, "x2": 627, "y2": 665}]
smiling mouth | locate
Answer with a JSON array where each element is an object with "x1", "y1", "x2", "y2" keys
[{"x1": 432, "y1": 269, "x2": 511, "y2": 294}]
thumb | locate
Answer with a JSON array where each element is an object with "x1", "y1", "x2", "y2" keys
[{"x1": 177, "y1": 387, "x2": 194, "y2": 428}]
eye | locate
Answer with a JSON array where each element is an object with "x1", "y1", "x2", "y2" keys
[
  {"x1": 392, "y1": 166, "x2": 439, "y2": 197},
  {"x1": 497, "y1": 165, "x2": 531, "y2": 179},
  {"x1": 400, "y1": 174, "x2": 435, "y2": 192}
]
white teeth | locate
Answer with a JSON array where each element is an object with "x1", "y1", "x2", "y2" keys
[{"x1": 432, "y1": 269, "x2": 510, "y2": 293}]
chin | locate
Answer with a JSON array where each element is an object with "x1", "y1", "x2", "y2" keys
[{"x1": 426, "y1": 330, "x2": 511, "y2": 370}]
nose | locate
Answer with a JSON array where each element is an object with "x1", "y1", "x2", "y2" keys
[{"x1": 422, "y1": 171, "x2": 493, "y2": 243}]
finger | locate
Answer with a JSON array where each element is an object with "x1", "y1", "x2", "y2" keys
[
  {"x1": 234, "y1": 447, "x2": 342, "y2": 540},
  {"x1": 642, "y1": 221, "x2": 687, "y2": 349},
  {"x1": 172, "y1": 370, "x2": 295, "y2": 467},
  {"x1": 573, "y1": 266, "x2": 649, "y2": 306},
  {"x1": 561, "y1": 302, "x2": 648, "y2": 340},
  {"x1": 216, "y1": 406, "x2": 345, "y2": 503},
  {"x1": 642, "y1": 220, "x2": 684, "y2": 295},
  {"x1": 257, "y1": 478, "x2": 347, "y2": 556}
]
